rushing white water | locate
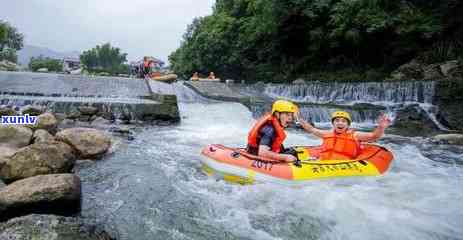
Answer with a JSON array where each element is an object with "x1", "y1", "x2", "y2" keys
[
  {"x1": 242, "y1": 80, "x2": 444, "y2": 130},
  {"x1": 264, "y1": 81, "x2": 436, "y2": 105},
  {"x1": 78, "y1": 100, "x2": 463, "y2": 240}
]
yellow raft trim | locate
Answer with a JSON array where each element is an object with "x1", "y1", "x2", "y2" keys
[
  {"x1": 289, "y1": 147, "x2": 381, "y2": 180},
  {"x1": 202, "y1": 163, "x2": 255, "y2": 185},
  {"x1": 291, "y1": 159, "x2": 381, "y2": 180}
]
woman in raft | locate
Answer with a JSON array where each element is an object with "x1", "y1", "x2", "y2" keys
[{"x1": 296, "y1": 110, "x2": 391, "y2": 160}]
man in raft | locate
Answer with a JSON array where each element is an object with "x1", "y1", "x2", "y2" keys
[
  {"x1": 296, "y1": 110, "x2": 391, "y2": 160},
  {"x1": 246, "y1": 100, "x2": 298, "y2": 163}
]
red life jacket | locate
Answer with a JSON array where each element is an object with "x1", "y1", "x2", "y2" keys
[
  {"x1": 247, "y1": 114, "x2": 286, "y2": 154},
  {"x1": 320, "y1": 130, "x2": 361, "y2": 160}
]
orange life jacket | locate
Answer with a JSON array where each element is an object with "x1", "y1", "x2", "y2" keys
[
  {"x1": 247, "y1": 114, "x2": 286, "y2": 154},
  {"x1": 320, "y1": 130, "x2": 360, "y2": 160}
]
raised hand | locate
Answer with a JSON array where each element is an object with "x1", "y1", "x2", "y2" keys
[
  {"x1": 377, "y1": 113, "x2": 391, "y2": 129},
  {"x1": 294, "y1": 111, "x2": 309, "y2": 125}
]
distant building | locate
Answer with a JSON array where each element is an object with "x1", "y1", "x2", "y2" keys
[{"x1": 63, "y1": 57, "x2": 81, "y2": 73}]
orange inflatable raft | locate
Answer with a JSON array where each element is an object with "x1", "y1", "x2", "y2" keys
[{"x1": 201, "y1": 144, "x2": 394, "y2": 185}]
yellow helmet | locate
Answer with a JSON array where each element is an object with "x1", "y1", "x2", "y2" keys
[
  {"x1": 331, "y1": 111, "x2": 352, "y2": 124},
  {"x1": 271, "y1": 100, "x2": 297, "y2": 114}
]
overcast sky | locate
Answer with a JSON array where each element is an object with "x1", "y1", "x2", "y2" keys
[{"x1": 1, "y1": 0, "x2": 215, "y2": 63}]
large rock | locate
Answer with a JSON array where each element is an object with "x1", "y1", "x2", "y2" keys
[
  {"x1": 32, "y1": 129, "x2": 55, "y2": 143},
  {"x1": 66, "y1": 110, "x2": 81, "y2": 120},
  {"x1": 390, "y1": 104, "x2": 441, "y2": 136},
  {"x1": 91, "y1": 116, "x2": 112, "y2": 126},
  {"x1": 0, "y1": 214, "x2": 113, "y2": 240},
  {"x1": 0, "y1": 106, "x2": 17, "y2": 116},
  {"x1": 21, "y1": 105, "x2": 45, "y2": 116},
  {"x1": 390, "y1": 59, "x2": 423, "y2": 80},
  {"x1": 0, "y1": 146, "x2": 17, "y2": 160},
  {"x1": 440, "y1": 60, "x2": 463, "y2": 77},
  {"x1": 0, "y1": 125, "x2": 33, "y2": 148},
  {"x1": 0, "y1": 141, "x2": 76, "y2": 183},
  {"x1": 432, "y1": 134, "x2": 463, "y2": 145},
  {"x1": 0, "y1": 146, "x2": 18, "y2": 161},
  {"x1": 0, "y1": 174, "x2": 81, "y2": 222},
  {"x1": 434, "y1": 78, "x2": 463, "y2": 131},
  {"x1": 33, "y1": 112, "x2": 58, "y2": 133},
  {"x1": 78, "y1": 106, "x2": 99, "y2": 115},
  {"x1": 423, "y1": 63, "x2": 444, "y2": 80},
  {"x1": 56, "y1": 128, "x2": 111, "y2": 159}
]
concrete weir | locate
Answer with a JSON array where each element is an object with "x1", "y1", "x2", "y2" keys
[
  {"x1": 184, "y1": 81, "x2": 248, "y2": 102},
  {"x1": 0, "y1": 71, "x2": 179, "y2": 122}
]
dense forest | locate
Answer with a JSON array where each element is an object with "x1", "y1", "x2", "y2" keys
[{"x1": 169, "y1": 0, "x2": 463, "y2": 82}]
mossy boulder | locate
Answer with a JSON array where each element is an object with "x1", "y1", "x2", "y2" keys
[
  {"x1": 55, "y1": 128, "x2": 111, "y2": 159},
  {"x1": 390, "y1": 104, "x2": 441, "y2": 136},
  {"x1": 0, "y1": 125, "x2": 33, "y2": 148},
  {"x1": 0, "y1": 142, "x2": 76, "y2": 183},
  {"x1": 0, "y1": 174, "x2": 81, "y2": 222},
  {"x1": 0, "y1": 214, "x2": 113, "y2": 240}
]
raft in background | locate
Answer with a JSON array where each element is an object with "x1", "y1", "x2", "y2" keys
[
  {"x1": 190, "y1": 78, "x2": 221, "y2": 82},
  {"x1": 151, "y1": 74, "x2": 177, "y2": 83},
  {"x1": 201, "y1": 144, "x2": 394, "y2": 185}
]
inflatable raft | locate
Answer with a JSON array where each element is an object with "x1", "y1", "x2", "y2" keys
[
  {"x1": 201, "y1": 144, "x2": 394, "y2": 185},
  {"x1": 152, "y1": 74, "x2": 177, "y2": 83}
]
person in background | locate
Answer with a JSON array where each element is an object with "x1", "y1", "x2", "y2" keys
[
  {"x1": 142, "y1": 56, "x2": 153, "y2": 78},
  {"x1": 208, "y1": 72, "x2": 216, "y2": 79},
  {"x1": 191, "y1": 72, "x2": 199, "y2": 81}
]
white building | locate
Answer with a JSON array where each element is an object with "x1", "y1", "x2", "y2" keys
[{"x1": 62, "y1": 57, "x2": 81, "y2": 73}]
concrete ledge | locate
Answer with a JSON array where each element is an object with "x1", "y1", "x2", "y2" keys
[
  {"x1": 184, "y1": 81, "x2": 248, "y2": 102},
  {"x1": 0, "y1": 94, "x2": 180, "y2": 122},
  {"x1": 0, "y1": 72, "x2": 181, "y2": 123}
]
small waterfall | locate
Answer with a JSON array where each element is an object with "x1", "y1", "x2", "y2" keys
[
  {"x1": 249, "y1": 103, "x2": 389, "y2": 128},
  {"x1": 264, "y1": 81, "x2": 435, "y2": 105},
  {"x1": 0, "y1": 94, "x2": 159, "y2": 121},
  {"x1": 171, "y1": 81, "x2": 215, "y2": 103},
  {"x1": 0, "y1": 72, "x2": 169, "y2": 121},
  {"x1": 255, "y1": 80, "x2": 449, "y2": 130}
]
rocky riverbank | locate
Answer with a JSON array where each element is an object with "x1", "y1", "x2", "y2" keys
[
  {"x1": 0, "y1": 109, "x2": 116, "y2": 239},
  {"x1": 390, "y1": 58, "x2": 463, "y2": 133}
]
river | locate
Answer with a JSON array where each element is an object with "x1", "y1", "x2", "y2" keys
[{"x1": 76, "y1": 82, "x2": 463, "y2": 240}]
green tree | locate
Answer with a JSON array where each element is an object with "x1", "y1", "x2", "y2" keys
[
  {"x1": 170, "y1": 0, "x2": 458, "y2": 82},
  {"x1": 0, "y1": 48, "x2": 17, "y2": 63},
  {"x1": 80, "y1": 43, "x2": 128, "y2": 75},
  {"x1": 28, "y1": 55, "x2": 62, "y2": 72},
  {"x1": 0, "y1": 20, "x2": 24, "y2": 63}
]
